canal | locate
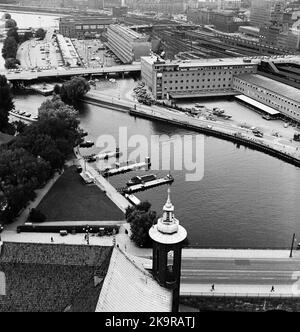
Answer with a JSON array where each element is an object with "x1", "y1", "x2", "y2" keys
[
  {"x1": 10, "y1": 90, "x2": 300, "y2": 249},
  {"x1": 1, "y1": 12, "x2": 300, "y2": 249}
]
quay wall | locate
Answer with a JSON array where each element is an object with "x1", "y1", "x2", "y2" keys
[
  {"x1": 130, "y1": 109, "x2": 300, "y2": 168},
  {"x1": 82, "y1": 92, "x2": 300, "y2": 169}
]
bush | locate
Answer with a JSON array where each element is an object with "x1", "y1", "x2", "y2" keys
[
  {"x1": 126, "y1": 201, "x2": 157, "y2": 248},
  {"x1": 28, "y1": 208, "x2": 46, "y2": 223},
  {"x1": 35, "y1": 28, "x2": 46, "y2": 40},
  {"x1": 5, "y1": 57, "x2": 20, "y2": 69}
]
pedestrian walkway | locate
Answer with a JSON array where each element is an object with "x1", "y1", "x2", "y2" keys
[
  {"x1": 4, "y1": 171, "x2": 63, "y2": 232},
  {"x1": 75, "y1": 148, "x2": 131, "y2": 213},
  {"x1": 180, "y1": 283, "x2": 299, "y2": 298}
]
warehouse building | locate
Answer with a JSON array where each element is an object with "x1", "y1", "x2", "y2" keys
[
  {"x1": 107, "y1": 25, "x2": 151, "y2": 64},
  {"x1": 141, "y1": 56, "x2": 257, "y2": 99},
  {"x1": 59, "y1": 16, "x2": 114, "y2": 38},
  {"x1": 233, "y1": 74, "x2": 300, "y2": 123}
]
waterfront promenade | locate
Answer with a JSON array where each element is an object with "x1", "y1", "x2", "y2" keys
[
  {"x1": 74, "y1": 148, "x2": 131, "y2": 214},
  {"x1": 84, "y1": 90, "x2": 300, "y2": 167}
]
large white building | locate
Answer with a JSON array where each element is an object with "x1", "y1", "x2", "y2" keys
[
  {"x1": 141, "y1": 56, "x2": 257, "y2": 99},
  {"x1": 107, "y1": 25, "x2": 151, "y2": 64},
  {"x1": 233, "y1": 74, "x2": 300, "y2": 123}
]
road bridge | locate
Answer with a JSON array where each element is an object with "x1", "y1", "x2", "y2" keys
[{"x1": 0, "y1": 64, "x2": 141, "y2": 82}]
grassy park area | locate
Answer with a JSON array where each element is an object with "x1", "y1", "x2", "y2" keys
[
  {"x1": 0, "y1": 132, "x2": 13, "y2": 145},
  {"x1": 37, "y1": 166, "x2": 125, "y2": 222}
]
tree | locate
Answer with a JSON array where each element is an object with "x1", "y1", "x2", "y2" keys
[
  {"x1": 27, "y1": 208, "x2": 46, "y2": 223},
  {"x1": 127, "y1": 202, "x2": 157, "y2": 248},
  {"x1": 4, "y1": 13, "x2": 12, "y2": 20},
  {"x1": 35, "y1": 28, "x2": 46, "y2": 40},
  {"x1": 0, "y1": 75, "x2": 14, "y2": 131},
  {"x1": 12, "y1": 120, "x2": 27, "y2": 134},
  {"x1": 5, "y1": 19, "x2": 17, "y2": 30},
  {"x1": 5, "y1": 57, "x2": 20, "y2": 69},
  {"x1": 7, "y1": 27, "x2": 19, "y2": 44},
  {"x1": 2, "y1": 36, "x2": 18, "y2": 59},
  {"x1": 0, "y1": 146, "x2": 51, "y2": 224},
  {"x1": 60, "y1": 77, "x2": 90, "y2": 105}
]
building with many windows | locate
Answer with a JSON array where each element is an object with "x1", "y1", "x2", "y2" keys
[
  {"x1": 141, "y1": 56, "x2": 257, "y2": 99},
  {"x1": 233, "y1": 74, "x2": 300, "y2": 122},
  {"x1": 107, "y1": 25, "x2": 151, "y2": 63},
  {"x1": 59, "y1": 15, "x2": 114, "y2": 38}
]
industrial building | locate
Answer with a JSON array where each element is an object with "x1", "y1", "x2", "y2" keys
[
  {"x1": 107, "y1": 25, "x2": 151, "y2": 63},
  {"x1": 233, "y1": 74, "x2": 300, "y2": 122},
  {"x1": 187, "y1": 8, "x2": 248, "y2": 33},
  {"x1": 59, "y1": 15, "x2": 114, "y2": 38},
  {"x1": 126, "y1": 0, "x2": 186, "y2": 14},
  {"x1": 141, "y1": 56, "x2": 257, "y2": 99}
]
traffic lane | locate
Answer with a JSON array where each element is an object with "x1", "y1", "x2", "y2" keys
[
  {"x1": 181, "y1": 258, "x2": 300, "y2": 272},
  {"x1": 181, "y1": 270, "x2": 296, "y2": 285}
]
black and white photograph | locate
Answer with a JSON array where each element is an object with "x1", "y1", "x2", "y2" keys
[{"x1": 0, "y1": 0, "x2": 300, "y2": 317}]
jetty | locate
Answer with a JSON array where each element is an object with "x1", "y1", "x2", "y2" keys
[
  {"x1": 97, "y1": 148, "x2": 121, "y2": 160},
  {"x1": 102, "y1": 157, "x2": 151, "y2": 178},
  {"x1": 120, "y1": 174, "x2": 174, "y2": 194}
]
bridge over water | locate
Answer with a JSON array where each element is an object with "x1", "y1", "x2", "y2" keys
[{"x1": 0, "y1": 64, "x2": 141, "y2": 82}]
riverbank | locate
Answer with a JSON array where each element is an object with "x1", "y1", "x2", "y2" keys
[{"x1": 83, "y1": 91, "x2": 300, "y2": 169}]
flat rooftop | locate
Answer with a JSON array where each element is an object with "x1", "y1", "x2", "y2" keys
[
  {"x1": 235, "y1": 95, "x2": 280, "y2": 115},
  {"x1": 109, "y1": 24, "x2": 147, "y2": 40},
  {"x1": 237, "y1": 74, "x2": 300, "y2": 104},
  {"x1": 142, "y1": 56, "x2": 257, "y2": 68}
]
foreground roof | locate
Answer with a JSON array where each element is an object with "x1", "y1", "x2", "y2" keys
[
  {"x1": 96, "y1": 247, "x2": 172, "y2": 312},
  {"x1": 0, "y1": 242, "x2": 113, "y2": 312}
]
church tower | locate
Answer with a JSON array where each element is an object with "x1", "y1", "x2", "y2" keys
[{"x1": 149, "y1": 188, "x2": 187, "y2": 312}]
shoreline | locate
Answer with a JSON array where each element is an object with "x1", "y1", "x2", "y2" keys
[{"x1": 83, "y1": 92, "x2": 300, "y2": 169}]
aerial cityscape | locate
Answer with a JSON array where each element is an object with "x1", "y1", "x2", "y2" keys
[{"x1": 0, "y1": 0, "x2": 300, "y2": 315}]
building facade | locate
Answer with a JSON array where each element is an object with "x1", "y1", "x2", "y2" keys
[
  {"x1": 187, "y1": 8, "x2": 247, "y2": 33},
  {"x1": 59, "y1": 15, "x2": 114, "y2": 38},
  {"x1": 250, "y1": 0, "x2": 272, "y2": 27},
  {"x1": 233, "y1": 74, "x2": 300, "y2": 122},
  {"x1": 141, "y1": 56, "x2": 257, "y2": 99},
  {"x1": 107, "y1": 25, "x2": 151, "y2": 63},
  {"x1": 127, "y1": 0, "x2": 186, "y2": 14}
]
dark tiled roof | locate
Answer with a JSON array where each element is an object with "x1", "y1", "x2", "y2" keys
[
  {"x1": 0, "y1": 242, "x2": 113, "y2": 312},
  {"x1": 0, "y1": 242, "x2": 111, "y2": 266}
]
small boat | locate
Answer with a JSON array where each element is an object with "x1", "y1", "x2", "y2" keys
[
  {"x1": 79, "y1": 140, "x2": 94, "y2": 148},
  {"x1": 127, "y1": 174, "x2": 157, "y2": 187}
]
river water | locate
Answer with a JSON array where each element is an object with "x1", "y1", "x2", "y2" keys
[{"x1": 2, "y1": 12, "x2": 300, "y2": 249}]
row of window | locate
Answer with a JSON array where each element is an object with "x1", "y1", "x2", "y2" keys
[
  {"x1": 235, "y1": 85, "x2": 300, "y2": 118},
  {"x1": 163, "y1": 70, "x2": 250, "y2": 78},
  {"x1": 235, "y1": 79, "x2": 300, "y2": 110},
  {"x1": 165, "y1": 84, "x2": 230, "y2": 91},
  {"x1": 74, "y1": 24, "x2": 108, "y2": 30},
  {"x1": 163, "y1": 77, "x2": 231, "y2": 84}
]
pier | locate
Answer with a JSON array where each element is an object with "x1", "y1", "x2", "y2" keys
[
  {"x1": 102, "y1": 157, "x2": 151, "y2": 178},
  {"x1": 120, "y1": 175, "x2": 174, "y2": 195},
  {"x1": 97, "y1": 148, "x2": 121, "y2": 161},
  {"x1": 82, "y1": 91, "x2": 300, "y2": 168}
]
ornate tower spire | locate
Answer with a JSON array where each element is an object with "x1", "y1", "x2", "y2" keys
[{"x1": 149, "y1": 187, "x2": 187, "y2": 312}]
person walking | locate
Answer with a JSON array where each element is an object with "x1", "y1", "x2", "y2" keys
[
  {"x1": 211, "y1": 284, "x2": 215, "y2": 292},
  {"x1": 271, "y1": 286, "x2": 275, "y2": 292}
]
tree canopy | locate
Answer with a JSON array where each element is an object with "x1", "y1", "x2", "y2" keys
[
  {"x1": 35, "y1": 28, "x2": 46, "y2": 40},
  {"x1": 126, "y1": 202, "x2": 157, "y2": 248},
  {"x1": 0, "y1": 75, "x2": 14, "y2": 131},
  {"x1": 60, "y1": 77, "x2": 90, "y2": 105},
  {"x1": 2, "y1": 36, "x2": 18, "y2": 59},
  {"x1": 0, "y1": 96, "x2": 84, "y2": 224}
]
